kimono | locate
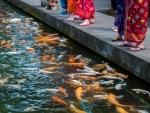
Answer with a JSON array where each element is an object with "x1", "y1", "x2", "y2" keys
[
  {"x1": 75, "y1": 0, "x2": 95, "y2": 19},
  {"x1": 114, "y1": 0, "x2": 125, "y2": 38},
  {"x1": 60, "y1": 0, "x2": 67, "y2": 10},
  {"x1": 125, "y1": 0, "x2": 149, "y2": 45},
  {"x1": 67, "y1": 0, "x2": 76, "y2": 13}
]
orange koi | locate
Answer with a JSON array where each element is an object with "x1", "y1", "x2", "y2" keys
[
  {"x1": 51, "y1": 96, "x2": 68, "y2": 106},
  {"x1": 68, "y1": 55, "x2": 78, "y2": 63},
  {"x1": 67, "y1": 63, "x2": 85, "y2": 68},
  {"x1": 26, "y1": 47, "x2": 35, "y2": 53},
  {"x1": 0, "y1": 40, "x2": 7, "y2": 45},
  {"x1": 74, "y1": 76, "x2": 96, "y2": 81},
  {"x1": 58, "y1": 87, "x2": 68, "y2": 97},
  {"x1": 85, "y1": 82, "x2": 103, "y2": 93},
  {"x1": 41, "y1": 55, "x2": 50, "y2": 61},
  {"x1": 107, "y1": 94, "x2": 127, "y2": 107},
  {"x1": 75, "y1": 87, "x2": 83, "y2": 100},
  {"x1": 93, "y1": 63, "x2": 107, "y2": 72},
  {"x1": 116, "y1": 106, "x2": 129, "y2": 113}
]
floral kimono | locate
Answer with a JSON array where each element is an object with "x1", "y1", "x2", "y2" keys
[
  {"x1": 124, "y1": 0, "x2": 149, "y2": 46},
  {"x1": 75, "y1": 0, "x2": 95, "y2": 19}
]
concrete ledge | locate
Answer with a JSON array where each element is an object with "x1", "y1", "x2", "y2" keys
[{"x1": 6, "y1": 0, "x2": 150, "y2": 83}]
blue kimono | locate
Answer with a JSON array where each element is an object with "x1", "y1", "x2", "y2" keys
[
  {"x1": 114, "y1": 0, "x2": 125, "y2": 38},
  {"x1": 60, "y1": 0, "x2": 67, "y2": 10}
]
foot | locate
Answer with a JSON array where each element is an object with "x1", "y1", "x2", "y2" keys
[
  {"x1": 129, "y1": 47, "x2": 145, "y2": 51},
  {"x1": 90, "y1": 19, "x2": 95, "y2": 24},
  {"x1": 65, "y1": 16, "x2": 74, "y2": 21},
  {"x1": 118, "y1": 41, "x2": 132, "y2": 47},
  {"x1": 74, "y1": 15, "x2": 80, "y2": 19},
  {"x1": 80, "y1": 19, "x2": 90, "y2": 26},
  {"x1": 112, "y1": 26, "x2": 118, "y2": 32},
  {"x1": 52, "y1": 6, "x2": 58, "y2": 10},
  {"x1": 59, "y1": 9, "x2": 67, "y2": 14}
]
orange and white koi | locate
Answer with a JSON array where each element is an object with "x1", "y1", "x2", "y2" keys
[
  {"x1": 51, "y1": 96, "x2": 68, "y2": 106},
  {"x1": 75, "y1": 87, "x2": 83, "y2": 100},
  {"x1": 116, "y1": 106, "x2": 129, "y2": 113}
]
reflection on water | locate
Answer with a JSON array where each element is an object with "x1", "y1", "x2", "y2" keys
[{"x1": 0, "y1": 0, "x2": 150, "y2": 113}]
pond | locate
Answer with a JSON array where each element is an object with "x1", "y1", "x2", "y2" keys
[{"x1": 0, "y1": 0, "x2": 150, "y2": 113}]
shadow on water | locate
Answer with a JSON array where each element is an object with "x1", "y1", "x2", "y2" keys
[{"x1": 0, "y1": 0, "x2": 150, "y2": 113}]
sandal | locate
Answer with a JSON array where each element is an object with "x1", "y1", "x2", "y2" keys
[
  {"x1": 119, "y1": 43, "x2": 130, "y2": 47},
  {"x1": 129, "y1": 47, "x2": 145, "y2": 51},
  {"x1": 112, "y1": 37, "x2": 123, "y2": 42}
]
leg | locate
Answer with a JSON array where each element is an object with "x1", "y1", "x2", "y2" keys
[
  {"x1": 60, "y1": 0, "x2": 67, "y2": 14},
  {"x1": 80, "y1": 19, "x2": 90, "y2": 26}
]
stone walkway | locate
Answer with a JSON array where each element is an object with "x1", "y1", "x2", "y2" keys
[{"x1": 6, "y1": 0, "x2": 150, "y2": 83}]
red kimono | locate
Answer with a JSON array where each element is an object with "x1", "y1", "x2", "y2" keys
[
  {"x1": 125, "y1": 0, "x2": 149, "y2": 45},
  {"x1": 75, "y1": 0, "x2": 95, "y2": 19}
]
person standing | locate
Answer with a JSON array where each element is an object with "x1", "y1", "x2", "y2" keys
[
  {"x1": 66, "y1": 0, "x2": 77, "y2": 20},
  {"x1": 60, "y1": 0, "x2": 68, "y2": 14},
  {"x1": 112, "y1": 0, "x2": 125, "y2": 41},
  {"x1": 76, "y1": 0, "x2": 95, "y2": 26},
  {"x1": 122, "y1": 0, "x2": 149, "y2": 51}
]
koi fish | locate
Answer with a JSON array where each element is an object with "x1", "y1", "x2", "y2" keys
[
  {"x1": 74, "y1": 76, "x2": 96, "y2": 81},
  {"x1": 26, "y1": 47, "x2": 35, "y2": 53},
  {"x1": 93, "y1": 63, "x2": 107, "y2": 72},
  {"x1": 99, "y1": 80, "x2": 114, "y2": 85},
  {"x1": 42, "y1": 67, "x2": 59, "y2": 72},
  {"x1": 115, "y1": 83, "x2": 126, "y2": 90},
  {"x1": 10, "y1": 18, "x2": 21, "y2": 23},
  {"x1": 132, "y1": 89, "x2": 150, "y2": 96},
  {"x1": 23, "y1": 106, "x2": 38, "y2": 112},
  {"x1": 93, "y1": 94, "x2": 107, "y2": 99},
  {"x1": 36, "y1": 36, "x2": 59, "y2": 42},
  {"x1": 0, "y1": 77, "x2": 9, "y2": 85},
  {"x1": 39, "y1": 69, "x2": 57, "y2": 74},
  {"x1": 107, "y1": 94, "x2": 128, "y2": 107},
  {"x1": 68, "y1": 104, "x2": 87, "y2": 113},
  {"x1": 99, "y1": 76, "x2": 124, "y2": 82},
  {"x1": 85, "y1": 82, "x2": 103, "y2": 93},
  {"x1": 76, "y1": 68, "x2": 99, "y2": 74},
  {"x1": 36, "y1": 33, "x2": 58, "y2": 40},
  {"x1": 67, "y1": 63, "x2": 85, "y2": 68},
  {"x1": 58, "y1": 87, "x2": 68, "y2": 97},
  {"x1": 69, "y1": 55, "x2": 82, "y2": 63},
  {"x1": 41, "y1": 55, "x2": 56, "y2": 62},
  {"x1": 65, "y1": 80, "x2": 83, "y2": 88},
  {"x1": 0, "y1": 51, "x2": 22, "y2": 55},
  {"x1": 75, "y1": 87, "x2": 83, "y2": 100},
  {"x1": 116, "y1": 106, "x2": 129, "y2": 113},
  {"x1": 20, "y1": 68, "x2": 38, "y2": 71},
  {"x1": 75, "y1": 72, "x2": 97, "y2": 76},
  {"x1": 107, "y1": 70, "x2": 128, "y2": 78},
  {"x1": 51, "y1": 96, "x2": 68, "y2": 106}
]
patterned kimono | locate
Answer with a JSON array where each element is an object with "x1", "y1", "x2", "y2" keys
[
  {"x1": 114, "y1": 0, "x2": 125, "y2": 38},
  {"x1": 75, "y1": 0, "x2": 95, "y2": 19},
  {"x1": 125, "y1": 0, "x2": 149, "y2": 45},
  {"x1": 67, "y1": 0, "x2": 76, "y2": 13}
]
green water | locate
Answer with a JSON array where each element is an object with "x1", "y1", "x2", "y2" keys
[{"x1": 0, "y1": 0, "x2": 150, "y2": 113}]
